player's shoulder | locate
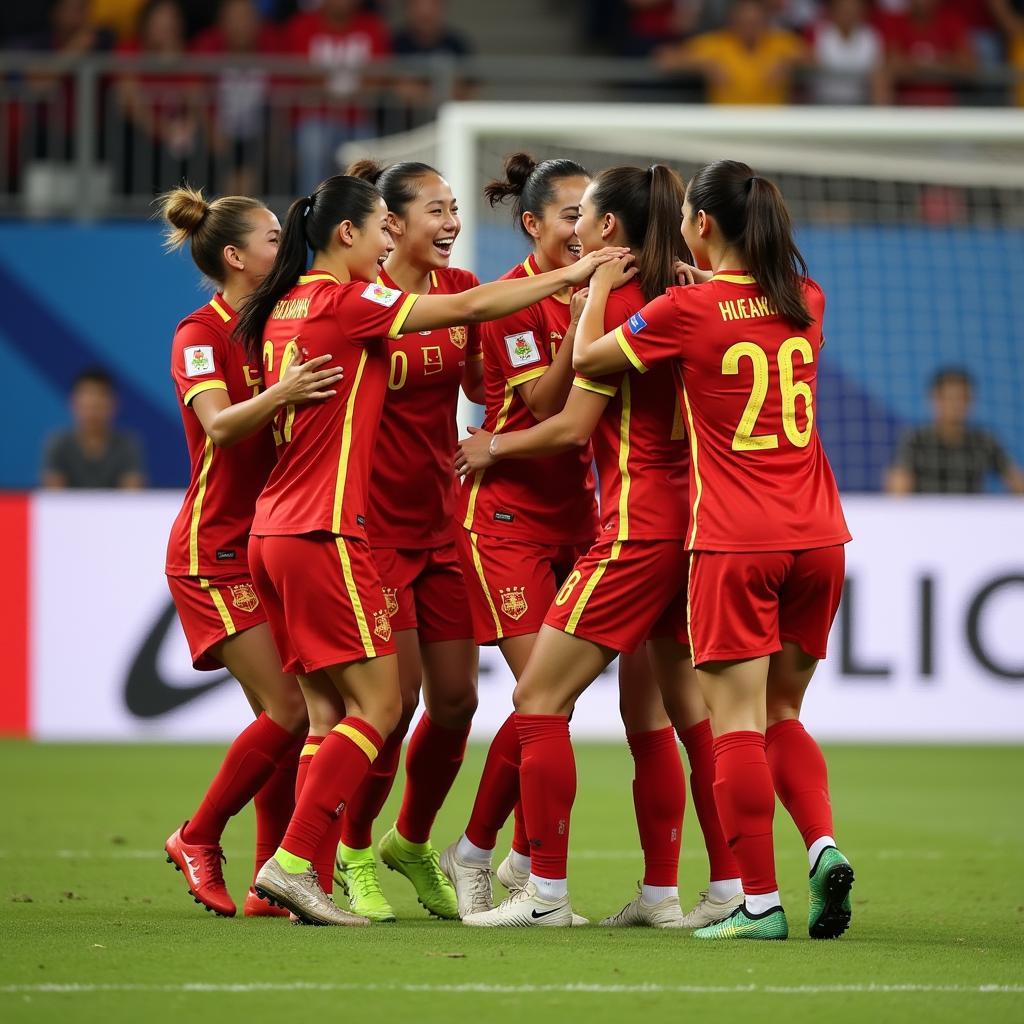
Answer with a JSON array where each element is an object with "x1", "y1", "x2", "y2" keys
[
  {"x1": 435, "y1": 266, "x2": 480, "y2": 292},
  {"x1": 604, "y1": 278, "x2": 647, "y2": 323},
  {"x1": 501, "y1": 260, "x2": 529, "y2": 282},
  {"x1": 173, "y1": 301, "x2": 231, "y2": 351},
  {"x1": 801, "y1": 275, "x2": 826, "y2": 317}
]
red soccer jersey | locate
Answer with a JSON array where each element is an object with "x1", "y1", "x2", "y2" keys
[
  {"x1": 458, "y1": 255, "x2": 598, "y2": 545},
  {"x1": 614, "y1": 272, "x2": 850, "y2": 553},
  {"x1": 250, "y1": 272, "x2": 418, "y2": 539},
  {"x1": 166, "y1": 295, "x2": 276, "y2": 577},
  {"x1": 368, "y1": 266, "x2": 480, "y2": 549},
  {"x1": 574, "y1": 279, "x2": 689, "y2": 542}
]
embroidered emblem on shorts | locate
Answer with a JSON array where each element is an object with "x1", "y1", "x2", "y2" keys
[
  {"x1": 449, "y1": 325, "x2": 468, "y2": 349},
  {"x1": 229, "y1": 584, "x2": 259, "y2": 614},
  {"x1": 499, "y1": 586, "x2": 528, "y2": 621},
  {"x1": 382, "y1": 587, "x2": 399, "y2": 618},
  {"x1": 373, "y1": 609, "x2": 393, "y2": 642}
]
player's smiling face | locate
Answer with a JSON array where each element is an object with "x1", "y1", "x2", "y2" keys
[
  {"x1": 348, "y1": 197, "x2": 395, "y2": 282},
  {"x1": 529, "y1": 175, "x2": 589, "y2": 270},
  {"x1": 392, "y1": 173, "x2": 460, "y2": 271},
  {"x1": 573, "y1": 182, "x2": 607, "y2": 255},
  {"x1": 237, "y1": 207, "x2": 281, "y2": 285}
]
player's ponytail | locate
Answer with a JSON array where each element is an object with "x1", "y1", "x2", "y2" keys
[
  {"x1": 349, "y1": 159, "x2": 441, "y2": 218},
  {"x1": 157, "y1": 184, "x2": 265, "y2": 285},
  {"x1": 485, "y1": 152, "x2": 589, "y2": 237},
  {"x1": 686, "y1": 160, "x2": 811, "y2": 328},
  {"x1": 234, "y1": 174, "x2": 381, "y2": 358}
]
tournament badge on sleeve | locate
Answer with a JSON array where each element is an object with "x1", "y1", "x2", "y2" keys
[{"x1": 499, "y1": 586, "x2": 528, "y2": 621}]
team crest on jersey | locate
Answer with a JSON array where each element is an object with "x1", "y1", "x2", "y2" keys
[
  {"x1": 504, "y1": 331, "x2": 541, "y2": 368},
  {"x1": 499, "y1": 586, "x2": 528, "y2": 621},
  {"x1": 184, "y1": 345, "x2": 215, "y2": 378},
  {"x1": 449, "y1": 325, "x2": 468, "y2": 349},
  {"x1": 382, "y1": 587, "x2": 399, "y2": 618},
  {"x1": 373, "y1": 609, "x2": 393, "y2": 642},
  {"x1": 361, "y1": 283, "x2": 402, "y2": 308},
  {"x1": 229, "y1": 584, "x2": 259, "y2": 614}
]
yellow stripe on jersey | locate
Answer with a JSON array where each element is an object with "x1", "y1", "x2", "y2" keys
[
  {"x1": 335, "y1": 537, "x2": 376, "y2": 658},
  {"x1": 711, "y1": 273, "x2": 756, "y2": 284},
  {"x1": 573, "y1": 376, "x2": 618, "y2": 398},
  {"x1": 462, "y1": 382, "x2": 516, "y2": 529},
  {"x1": 298, "y1": 272, "x2": 340, "y2": 285},
  {"x1": 208, "y1": 297, "x2": 232, "y2": 323},
  {"x1": 685, "y1": 553, "x2": 697, "y2": 668},
  {"x1": 616, "y1": 376, "x2": 633, "y2": 541},
  {"x1": 615, "y1": 326, "x2": 648, "y2": 374},
  {"x1": 429, "y1": 271, "x2": 438, "y2": 288},
  {"x1": 300, "y1": 743, "x2": 321, "y2": 758},
  {"x1": 565, "y1": 540, "x2": 623, "y2": 634},
  {"x1": 188, "y1": 437, "x2": 215, "y2": 576},
  {"x1": 182, "y1": 379, "x2": 228, "y2": 406},
  {"x1": 387, "y1": 294, "x2": 419, "y2": 339},
  {"x1": 332, "y1": 350, "x2": 368, "y2": 534},
  {"x1": 200, "y1": 577, "x2": 236, "y2": 635},
  {"x1": 522, "y1": 257, "x2": 535, "y2": 277},
  {"x1": 507, "y1": 366, "x2": 547, "y2": 389},
  {"x1": 682, "y1": 387, "x2": 703, "y2": 549},
  {"x1": 333, "y1": 721, "x2": 380, "y2": 762},
  {"x1": 468, "y1": 531, "x2": 503, "y2": 640}
]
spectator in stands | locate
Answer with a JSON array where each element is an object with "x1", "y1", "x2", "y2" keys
[
  {"x1": 654, "y1": 0, "x2": 806, "y2": 104},
  {"x1": 391, "y1": 0, "x2": 475, "y2": 114},
  {"x1": 92, "y1": 0, "x2": 147, "y2": 41},
  {"x1": 14, "y1": 0, "x2": 116, "y2": 53},
  {"x1": 885, "y1": 368, "x2": 1024, "y2": 495},
  {"x1": 877, "y1": 0, "x2": 976, "y2": 105},
  {"x1": 42, "y1": 369, "x2": 146, "y2": 490},
  {"x1": 990, "y1": 0, "x2": 1024, "y2": 107},
  {"x1": 809, "y1": 0, "x2": 886, "y2": 104},
  {"x1": 284, "y1": 0, "x2": 391, "y2": 193}
]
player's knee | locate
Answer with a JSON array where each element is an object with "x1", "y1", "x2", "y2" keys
[
  {"x1": 267, "y1": 684, "x2": 309, "y2": 735},
  {"x1": 427, "y1": 686, "x2": 478, "y2": 729}
]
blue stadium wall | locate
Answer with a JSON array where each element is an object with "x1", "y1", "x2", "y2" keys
[{"x1": 3, "y1": 222, "x2": 1022, "y2": 490}]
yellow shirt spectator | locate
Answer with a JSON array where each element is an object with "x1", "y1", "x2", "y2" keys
[
  {"x1": 90, "y1": 0, "x2": 146, "y2": 40},
  {"x1": 684, "y1": 27, "x2": 806, "y2": 105}
]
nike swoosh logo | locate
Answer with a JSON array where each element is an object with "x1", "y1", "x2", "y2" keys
[
  {"x1": 123, "y1": 601, "x2": 232, "y2": 718},
  {"x1": 183, "y1": 851, "x2": 201, "y2": 886},
  {"x1": 531, "y1": 907, "x2": 561, "y2": 919}
]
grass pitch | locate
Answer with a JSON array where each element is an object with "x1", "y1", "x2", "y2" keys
[{"x1": 1, "y1": 742, "x2": 1022, "y2": 1024}]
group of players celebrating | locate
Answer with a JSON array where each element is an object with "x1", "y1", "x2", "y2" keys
[{"x1": 160, "y1": 149, "x2": 854, "y2": 942}]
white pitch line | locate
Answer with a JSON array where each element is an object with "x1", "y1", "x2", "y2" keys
[{"x1": 1, "y1": 983, "x2": 1022, "y2": 996}]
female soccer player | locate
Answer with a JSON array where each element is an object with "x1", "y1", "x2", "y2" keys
[
  {"x1": 328, "y1": 159, "x2": 484, "y2": 923},
  {"x1": 439, "y1": 154, "x2": 602, "y2": 918},
  {"x1": 236, "y1": 173, "x2": 624, "y2": 925},
  {"x1": 160, "y1": 186, "x2": 344, "y2": 919},
  {"x1": 569, "y1": 160, "x2": 855, "y2": 941},
  {"x1": 454, "y1": 165, "x2": 743, "y2": 929}
]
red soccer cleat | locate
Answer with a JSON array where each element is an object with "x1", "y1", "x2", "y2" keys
[
  {"x1": 243, "y1": 888, "x2": 289, "y2": 918},
  {"x1": 165, "y1": 823, "x2": 236, "y2": 917}
]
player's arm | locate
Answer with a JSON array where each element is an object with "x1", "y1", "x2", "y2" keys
[
  {"x1": 455, "y1": 385, "x2": 609, "y2": 475},
  {"x1": 461, "y1": 323, "x2": 486, "y2": 405},
  {"x1": 573, "y1": 257, "x2": 641, "y2": 377},
  {"x1": 398, "y1": 247, "x2": 627, "y2": 333}
]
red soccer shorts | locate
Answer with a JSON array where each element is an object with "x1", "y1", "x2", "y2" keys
[
  {"x1": 687, "y1": 545, "x2": 846, "y2": 666},
  {"x1": 543, "y1": 537, "x2": 690, "y2": 653},
  {"x1": 166, "y1": 573, "x2": 267, "y2": 671},
  {"x1": 372, "y1": 542, "x2": 474, "y2": 643},
  {"x1": 249, "y1": 532, "x2": 396, "y2": 674},
  {"x1": 456, "y1": 528, "x2": 588, "y2": 645}
]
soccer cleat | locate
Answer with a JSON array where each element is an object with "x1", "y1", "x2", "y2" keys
[
  {"x1": 678, "y1": 889, "x2": 746, "y2": 929},
  {"x1": 379, "y1": 827, "x2": 459, "y2": 920},
  {"x1": 462, "y1": 880, "x2": 574, "y2": 928},
  {"x1": 600, "y1": 884, "x2": 686, "y2": 928},
  {"x1": 165, "y1": 823, "x2": 235, "y2": 917},
  {"x1": 439, "y1": 841, "x2": 495, "y2": 918},
  {"x1": 693, "y1": 903, "x2": 788, "y2": 941},
  {"x1": 333, "y1": 845, "x2": 397, "y2": 923},
  {"x1": 808, "y1": 846, "x2": 854, "y2": 939},
  {"x1": 495, "y1": 851, "x2": 589, "y2": 925},
  {"x1": 243, "y1": 887, "x2": 289, "y2": 917},
  {"x1": 253, "y1": 857, "x2": 371, "y2": 927}
]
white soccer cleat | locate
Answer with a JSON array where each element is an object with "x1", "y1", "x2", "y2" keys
[
  {"x1": 679, "y1": 890, "x2": 746, "y2": 929},
  {"x1": 462, "y1": 880, "x2": 573, "y2": 928},
  {"x1": 599, "y1": 885, "x2": 686, "y2": 928},
  {"x1": 439, "y1": 841, "x2": 494, "y2": 918},
  {"x1": 495, "y1": 851, "x2": 529, "y2": 892}
]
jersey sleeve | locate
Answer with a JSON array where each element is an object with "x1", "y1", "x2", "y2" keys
[
  {"x1": 339, "y1": 282, "x2": 419, "y2": 345},
  {"x1": 574, "y1": 371, "x2": 622, "y2": 398},
  {"x1": 612, "y1": 292, "x2": 684, "y2": 373},
  {"x1": 171, "y1": 319, "x2": 230, "y2": 406},
  {"x1": 485, "y1": 303, "x2": 551, "y2": 389},
  {"x1": 463, "y1": 272, "x2": 483, "y2": 362}
]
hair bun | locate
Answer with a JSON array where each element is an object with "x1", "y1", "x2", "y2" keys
[
  {"x1": 347, "y1": 159, "x2": 386, "y2": 185},
  {"x1": 158, "y1": 185, "x2": 211, "y2": 251},
  {"x1": 503, "y1": 152, "x2": 538, "y2": 192}
]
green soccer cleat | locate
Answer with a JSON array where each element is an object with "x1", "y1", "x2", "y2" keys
[
  {"x1": 693, "y1": 904, "x2": 789, "y2": 941},
  {"x1": 379, "y1": 826, "x2": 460, "y2": 920},
  {"x1": 334, "y1": 844, "x2": 397, "y2": 923},
  {"x1": 808, "y1": 846, "x2": 854, "y2": 939}
]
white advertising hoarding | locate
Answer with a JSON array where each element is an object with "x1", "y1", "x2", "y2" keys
[{"x1": 30, "y1": 493, "x2": 1024, "y2": 742}]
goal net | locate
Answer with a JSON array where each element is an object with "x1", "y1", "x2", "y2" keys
[{"x1": 341, "y1": 103, "x2": 1024, "y2": 493}]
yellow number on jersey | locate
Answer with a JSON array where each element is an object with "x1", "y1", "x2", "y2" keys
[
  {"x1": 554, "y1": 570, "x2": 582, "y2": 607},
  {"x1": 262, "y1": 338, "x2": 299, "y2": 445},
  {"x1": 388, "y1": 350, "x2": 409, "y2": 391}
]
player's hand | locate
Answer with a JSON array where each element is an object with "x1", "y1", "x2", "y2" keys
[
  {"x1": 455, "y1": 426, "x2": 495, "y2": 476},
  {"x1": 276, "y1": 352, "x2": 344, "y2": 405},
  {"x1": 569, "y1": 287, "x2": 589, "y2": 325},
  {"x1": 563, "y1": 246, "x2": 631, "y2": 285},
  {"x1": 590, "y1": 254, "x2": 639, "y2": 292},
  {"x1": 674, "y1": 260, "x2": 713, "y2": 286}
]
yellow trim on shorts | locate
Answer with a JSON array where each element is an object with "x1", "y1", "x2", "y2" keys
[
  {"x1": 335, "y1": 537, "x2": 376, "y2": 658},
  {"x1": 199, "y1": 577, "x2": 236, "y2": 636},
  {"x1": 564, "y1": 540, "x2": 623, "y2": 634},
  {"x1": 468, "y1": 531, "x2": 503, "y2": 640},
  {"x1": 333, "y1": 722, "x2": 380, "y2": 762}
]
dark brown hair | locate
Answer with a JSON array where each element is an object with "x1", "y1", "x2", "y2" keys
[
  {"x1": 348, "y1": 159, "x2": 442, "y2": 218},
  {"x1": 158, "y1": 185, "x2": 265, "y2": 284},
  {"x1": 685, "y1": 160, "x2": 812, "y2": 328},
  {"x1": 484, "y1": 152, "x2": 589, "y2": 237},
  {"x1": 590, "y1": 164, "x2": 688, "y2": 302}
]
